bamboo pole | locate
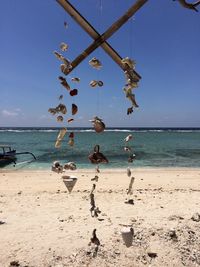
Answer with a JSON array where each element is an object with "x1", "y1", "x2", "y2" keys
[{"x1": 56, "y1": 0, "x2": 149, "y2": 77}]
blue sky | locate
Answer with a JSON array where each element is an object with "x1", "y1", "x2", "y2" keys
[{"x1": 0, "y1": 0, "x2": 200, "y2": 127}]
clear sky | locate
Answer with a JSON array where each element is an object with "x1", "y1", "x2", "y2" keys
[{"x1": 0, "y1": 0, "x2": 200, "y2": 128}]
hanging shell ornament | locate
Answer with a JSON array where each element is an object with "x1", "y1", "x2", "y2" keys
[
  {"x1": 60, "y1": 63, "x2": 72, "y2": 75},
  {"x1": 68, "y1": 118, "x2": 74, "y2": 123},
  {"x1": 64, "y1": 162, "x2": 76, "y2": 170},
  {"x1": 71, "y1": 77, "x2": 80, "y2": 82},
  {"x1": 72, "y1": 104, "x2": 78, "y2": 115},
  {"x1": 60, "y1": 42, "x2": 68, "y2": 52},
  {"x1": 64, "y1": 21, "x2": 68, "y2": 29},
  {"x1": 70, "y1": 89, "x2": 78, "y2": 96},
  {"x1": 59, "y1": 76, "x2": 71, "y2": 91},
  {"x1": 59, "y1": 94, "x2": 63, "y2": 100},
  {"x1": 90, "y1": 80, "x2": 98, "y2": 87},
  {"x1": 55, "y1": 128, "x2": 67, "y2": 148},
  {"x1": 124, "y1": 146, "x2": 131, "y2": 152},
  {"x1": 121, "y1": 57, "x2": 136, "y2": 69},
  {"x1": 88, "y1": 145, "x2": 109, "y2": 164},
  {"x1": 89, "y1": 57, "x2": 102, "y2": 69},
  {"x1": 127, "y1": 107, "x2": 133, "y2": 115},
  {"x1": 57, "y1": 104, "x2": 67, "y2": 114},
  {"x1": 123, "y1": 87, "x2": 139, "y2": 108},
  {"x1": 54, "y1": 51, "x2": 71, "y2": 66},
  {"x1": 124, "y1": 134, "x2": 133, "y2": 142},
  {"x1": 57, "y1": 115, "x2": 64, "y2": 122},
  {"x1": 68, "y1": 138, "x2": 74, "y2": 146},
  {"x1": 128, "y1": 153, "x2": 136, "y2": 163},
  {"x1": 98, "y1": 81, "x2": 104, "y2": 87},
  {"x1": 127, "y1": 167, "x2": 131, "y2": 177},
  {"x1": 48, "y1": 107, "x2": 58, "y2": 115},
  {"x1": 90, "y1": 116, "x2": 105, "y2": 133}
]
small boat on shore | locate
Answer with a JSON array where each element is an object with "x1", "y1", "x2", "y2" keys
[{"x1": 0, "y1": 145, "x2": 36, "y2": 167}]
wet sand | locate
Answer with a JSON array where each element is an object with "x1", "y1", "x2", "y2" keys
[{"x1": 0, "y1": 168, "x2": 200, "y2": 267}]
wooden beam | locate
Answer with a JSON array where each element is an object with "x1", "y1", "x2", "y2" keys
[{"x1": 57, "y1": 0, "x2": 149, "y2": 79}]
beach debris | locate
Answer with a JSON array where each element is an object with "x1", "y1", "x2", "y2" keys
[
  {"x1": 71, "y1": 77, "x2": 80, "y2": 82},
  {"x1": 9, "y1": 261, "x2": 20, "y2": 267},
  {"x1": 62, "y1": 175, "x2": 77, "y2": 193},
  {"x1": 168, "y1": 228, "x2": 178, "y2": 240},
  {"x1": 128, "y1": 153, "x2": 136, "y2": 163},
  {"x1": 124, "y1": 146, "x2": 131, "y2": 152},
  {"x1": 64, "y1": 162, "x2": 77, "y2": 170},
  {"x1": 89, "y1": 57, "x2": 102, "y2": 69},
  {"x1": 72, "y1": 103, "x2": 78, "y2": 115},
  {"x1": 59, "y1": 76, "x2": 71, "y2": 91},
  {"x1": 147, "y1": 251, "x2": 157, "y2": 259},
  {"x1": 60, "y1": 42, "x2": 68, "y2": 51},
  {"x1": 55, "y1": 128, "x2": 67, "y2": 148},
  {"x1": 57, "y1": 115, "x2": 64, "y2": 122},
  {"x1": 191, "y1": 213, "x2": 200, "y2": 222},
  {"x1": 70, "y1": 89, "x2": 78, "y2": 96},
  {"x1": 90, "y1": 116, "x2": 105, "y2": 133},
  {"x1": 59, "y1": 94, "x2": 63, "y2": 100},
  {"x1": 51, "y1": 161, "x2": 63, "y2": 173},
  {"x1": 121, "y1": 227, "x2": 134, "y2": 247},
  {"x1": 88, "y1": 145, "x2": 109, "y2": 164},
  {"x1": 90, "y1": 80, "x2": 104, "y2": 87},
  {"x1": 124, "y1": 134, "x2": 133, "y2": 142},
  {"x1": 127, "y1": 167, "x2": 131, "y2": 177},
  {"x1": 91, "y1": 175, "x2": 99, "y2": 182},
  {"x1": 67, "y1": 118, "x2": 74, "y2": 123}
]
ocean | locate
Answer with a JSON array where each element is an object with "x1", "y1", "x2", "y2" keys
[{"x1": 0, "y1": 127, "x2": 200, "y2": 170}]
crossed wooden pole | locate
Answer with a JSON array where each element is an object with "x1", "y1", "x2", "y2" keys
[{"x1": 56, "y1": 0, "x2": 150, "y2": 81}]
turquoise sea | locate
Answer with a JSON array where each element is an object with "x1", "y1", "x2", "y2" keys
[{"x1": 0, "y1": 127, "x2": 200, "y2": 170}]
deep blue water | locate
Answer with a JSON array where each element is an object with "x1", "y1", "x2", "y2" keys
[{"x1": 0, "y1": 127, "x2": 200, "y2": 170}]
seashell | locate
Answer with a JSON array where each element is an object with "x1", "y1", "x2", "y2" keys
[
  {"x1": 124, "y1": 134, "x2": 133, "y2": 142},
  {"x1": 64, "y1": 162, "x2": 76, "y2": 170},
  {"x1": 54, "y1": 51, "x2": 63, "y2": 61},
  {"x1": 128, "y1": 153, "x2": 136, "y2": 163},
  {"x1": 60, "y1": 63, "x2": 72, "y2": 75},
  {"x1": 88, "y1": 145, "x2": 109, "y2": 164},
  {"x1": 60, "y1": 42, "x2": 68, "y2": 52},
  {"x1": 90, "y1": 80, "x2": 98, "y2": 87},
  {"x1": 89, "y1": 57, "x2": 102, "y2": 69},
  {"x1": 127, "y1": 107, "x2": 133, "y2": 115},
  {"x1": 124, "y1": 146, "x2": 131, "y2": 152},
  {"x1": 69, "y1": 132, "x2": 74, "y2": 138},
  {"x1": 58, "y1": 76, "x2": 71, "y2": 91},
  {"x1": 72, "y1": 104, "x2": 78, "y2": 115},
  {"x1": 70, "y1": 89, "x2": 78, "y2": 96},
  {"x1": 98, "y1": 81, "x2": 104, "y2": 87},
  {"x1": 71, "y1": 77, "x2": 80, "y2": 82},
  {"x1": 90, "y1": 116, "x2": 105, "y2": 133},
  {"x1": 67, "y1": 118, "x2": 74, "y2": 123},
  {"x1": 68, "y1": 138, "x2": 74, "y2": 146},
  {"x1": 121, "y1": 57, "x2": 136, "y2": 69},
  {"x1": 48, "y1": 108, "x2": 57, "y2": 115},
  {"x1": 123, "y1": 87, "x2": 139, "y2": 108},
  {"x1": 55, "y1": 128, "x2": 67, "y2": 148},
  {"x1": 57, "y1": 115, "x2": 64, "y2": 122},
  {"x1": 57, "y1": 104, "x2": 67, "y2": 114}
]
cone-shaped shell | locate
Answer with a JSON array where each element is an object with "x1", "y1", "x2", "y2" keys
[{"x1": 62, "y1": 176, "x2": 77, "y2": 193}]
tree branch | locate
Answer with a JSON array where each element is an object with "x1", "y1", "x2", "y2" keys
[{"x1": 174, "y1": 0, "x2": 200, "y2": 12}]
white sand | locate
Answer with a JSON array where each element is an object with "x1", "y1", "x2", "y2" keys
[{"x1": 0, "y1": 168, "x2": 200, "y2": 267}]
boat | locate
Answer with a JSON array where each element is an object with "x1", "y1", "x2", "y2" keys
[{"x1": 0, "y1": 145, "x2": 36, "y2": 167}]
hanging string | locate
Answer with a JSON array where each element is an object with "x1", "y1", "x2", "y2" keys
[
  {"x1": 129, "y1": 16, "x2": 134, "y2": 59},
  {"x1": 96, "y1": 0, "x2": 103, "y2": 117}
]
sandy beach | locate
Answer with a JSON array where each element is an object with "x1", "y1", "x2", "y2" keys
[{"x1": 0, "y1": 168, "x2": 200, "y2": 267}]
